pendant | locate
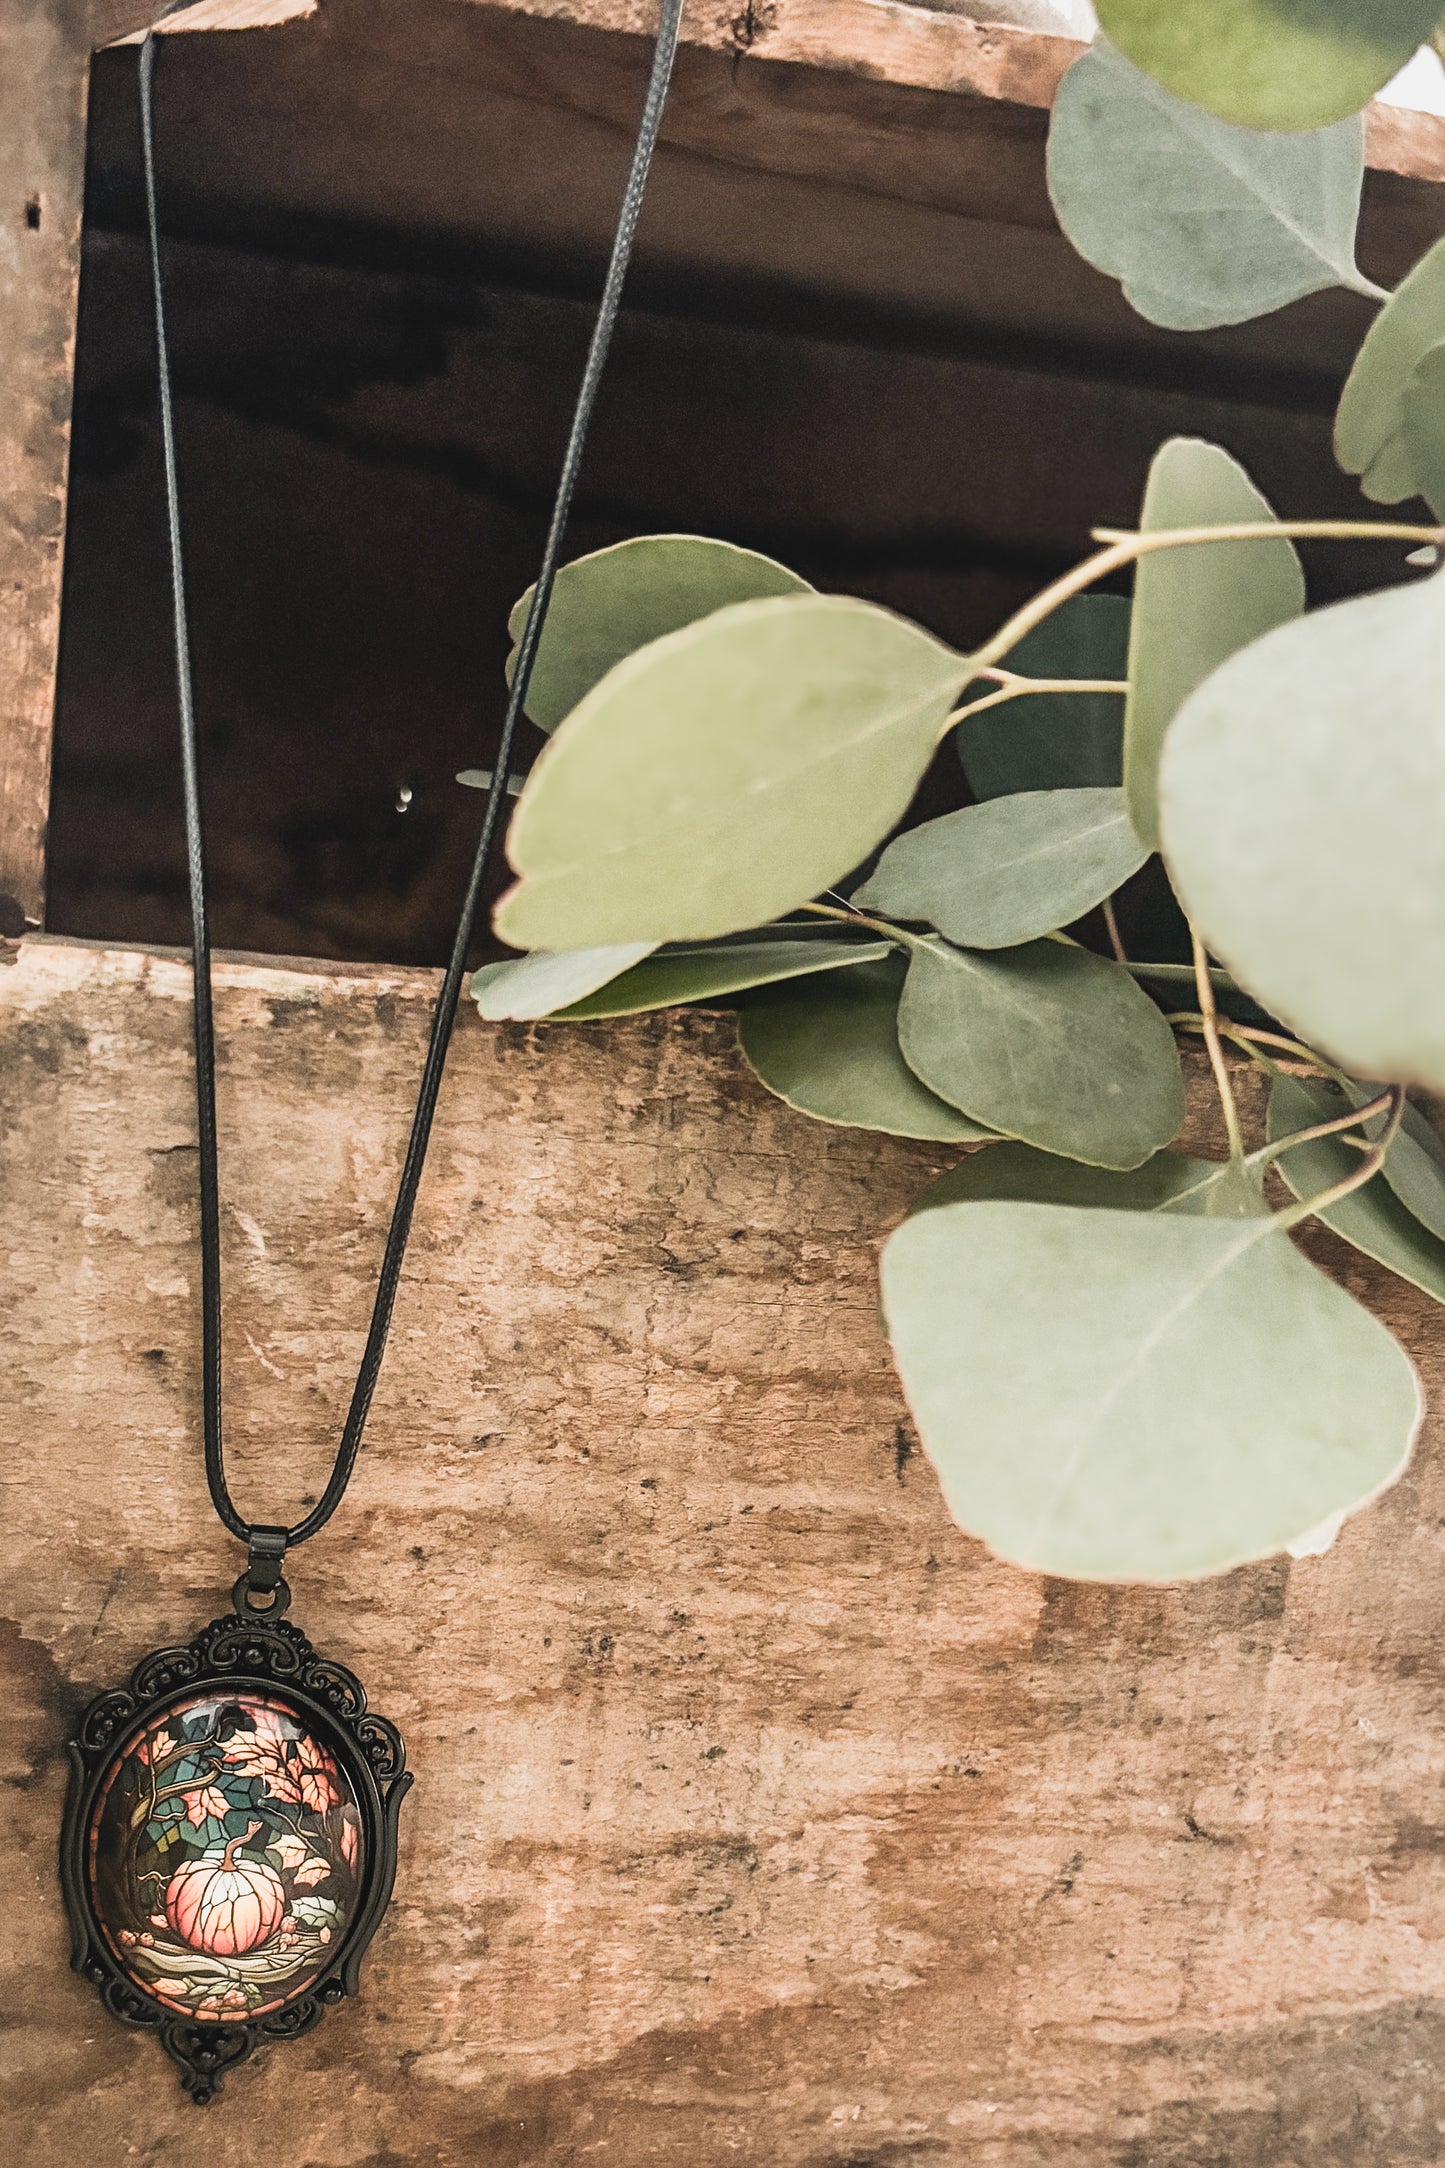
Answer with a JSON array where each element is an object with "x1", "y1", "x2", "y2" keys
[{"x1": 60, "y1": 1573, "x2": 411, "y2": 2103}]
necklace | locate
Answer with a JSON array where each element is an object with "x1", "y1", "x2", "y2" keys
[{"x1": 60, "y1": 4, "x2": 684, "y2": 2102}]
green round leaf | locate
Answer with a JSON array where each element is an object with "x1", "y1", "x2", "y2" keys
[
  {"x1": 496, "y1": 595, "x2": 967, "y2": 950},
  {"x1": 1095, "y1": 0, "x2": 1441, "y2": 131},
  {"x1": 955, "y1": 595, "x2": 1128, "y2": 800},
  {"x1": 473, "y1": 942, "x2": 658, "y2": 1021},
  {"x1": 1160, "y1": 569, "x2": 1445, "y2": 1091},
  {"x1": 552, "y1": 936, "x2": 892, "y2": 1020},
  {"x1": 738, "y1": 957, "x2": 994, "y2": 1141},
  {"x1": 508, "y1": 535, "x2": 812, "y2": 733},
  {"x1": 1048, "y1": 41, "x2": 1372, "y2": 332},
  {"x1": 1399, "y1": 338, "x2": 1445, "y2": 521},
  {"x1": 1340, "y1": 1079, "x2": 1445, "y2": 1245},
  {"x1": 1268, "y1": 1075, "x2": 1445, "y2": 1305},
  {"x1": 1338, "y1": 237, "x2": 1445, "y2": 505},
  {"x1": 881, "y1": 1198, "x2": 1420, "y2": 1581},
  {"x1": 896, "y1": 937, "x2": 1185, "y2": 1170},
  {"x1": 909, "y1": 1139, "x2": 1238, "y2": 1217},
  {"x1": 1125, "y1": 438, "x2": 1305, "y2": 851},
  {"x1": 854, "y1": 789, "x2": 1148, "y2": 950}
]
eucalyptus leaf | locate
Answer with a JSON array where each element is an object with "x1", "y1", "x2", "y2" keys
[
  {"x1": 1337, "y1": 235, "x2": 1445, "y2": 504},
  {"x1": 473, "y1": 943, "x2": 658, "y2": 1021},
  {"x1": 955, "y1": 594, "x2": 1128, "y2": 799},
  {"x1": 1125, "y1": 438, "x2": 1305, "y2": 851},
  {"x1": 496, "y1": 595, "x2": 967, "y2": 950},
  {"x1": 1399, "y1": 338, "x2": 1445, "y2": 521},
  {"x1": 508, "y1": 534, "x2": 812, "y2": 733},
  {"x1": 1345, "y1": 1080, "x2": 1445, "y2": 1243},
  {"x1": 1095, "y1": 0, "x2": 1442, "y2": 132},
  {"x1": 1048, "y1": 41, "x2": 1373, "y2": 334},
  {"x1": 551, "y1": 937, "x2": 892, "y2": 1020},
  {"x1": 1159, "y1": 569, "x2": 1445, "y2": 1090},
  {"x1": 1268, "y1": 1075, "x2": 1445, "y2": 1306},
  {"x1": 738, "y1": 958, "x2": 995, "y2": 1142},
  {"x1": 896, "y1": 936, "x2": 1185, "y2": 1170},
  {"x1": 854, "y1": 789, "x2": 1148, "y2": 950},
  {"x1": 881, "y1": 1198, "x2": 1421, "y2": 1581},
  {"x1": 909, "y1": 1139, "x2": 1247, "y2": 1217}
]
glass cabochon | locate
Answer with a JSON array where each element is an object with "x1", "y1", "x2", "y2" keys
[{"x1": 88, "y1": 1689, "x2": 364, "y2": 2024}]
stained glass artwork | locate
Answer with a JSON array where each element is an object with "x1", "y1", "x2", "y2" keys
[{"x1": 87, "y1": 1689, "x2": 364, "y2": 2024}]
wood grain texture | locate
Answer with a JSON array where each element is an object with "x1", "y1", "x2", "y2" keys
[
  {"x1": 5, "y1": 933, "x2": 1445, "y2": 2161},
  {"x1": 0, "y1": 0, "x2": 93, "y2": 926},
  {"x1": 452, "y1": 0, "x2": 1445, "y2": 182}
]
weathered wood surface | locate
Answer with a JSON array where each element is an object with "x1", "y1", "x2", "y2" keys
[
  {"x1": 450, "y1": 0, "x2": 1445, "y2": 183},
  {"x1": 5, "y1": 934, "x2": 1445, "y2": 2163}
]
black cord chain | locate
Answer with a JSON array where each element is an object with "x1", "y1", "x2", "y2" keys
[{"x1": 138, "y1": 1, "x2": 685, "y2": 1560}]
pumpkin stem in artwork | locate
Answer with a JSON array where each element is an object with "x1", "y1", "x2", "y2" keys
[{"x1": 220, "y1": 1819, "x2": 264, "y2": 1873}]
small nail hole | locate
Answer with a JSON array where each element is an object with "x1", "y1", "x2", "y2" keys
[{"x1": 24, "y1": 196, "x2": 41, "y2": 232}]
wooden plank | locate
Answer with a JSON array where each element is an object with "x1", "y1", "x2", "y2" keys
[
  {"x1": 452, "y1": 0, "x2": 1445, "y2": 183},
  {"x1": 5, "y1": 933, "x2": 1445, "y2": 2160},
  {"x1": 0, "y1": 1, "x2": 93, "y2": 929}
]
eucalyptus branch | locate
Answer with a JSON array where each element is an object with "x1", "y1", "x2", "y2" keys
[
  {"x1": 1101, "y1": 897, "x2": 1127, "y2": 965},
  {"x1": 974, "y1": 667, "x2": 1130, "y2": 694},
  {"x1": 798, "y1": 898, "x2": 927, "y2": 953},
  {"x1": 1166, "y1": 1013, "x2": 1348, "y2": 1087},
  {"x1": 1170, "y1": 1013, "x2": 1285, "y2": 1080},
  {"x1": 1192, "y1": 932, "x2": 1244, "y2": 1160},
  {"x1": 1250, "y1": 1088, "x2": 1393, "y2": 1174},
  {"x1": 942, "y1": 672, "x2": 1128, "y2": 732},
  {"x1": 1276, "y1": 1088, "x2": 1407, "y2": 1232},
  {"x1": 971, "y1": 519, "x2": 1443, "y2": 676},
  {"x1": 1130, "y1": 960, "x2": 1237, "y2": 993}
]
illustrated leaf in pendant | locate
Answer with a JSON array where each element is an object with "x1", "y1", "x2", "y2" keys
[
  {"x1": 293, "y1": 1736, "x2": 341, "y2": 1815},
  {"x1": 183, "y1": 1783, "x2": 231, "y2": 1829}
]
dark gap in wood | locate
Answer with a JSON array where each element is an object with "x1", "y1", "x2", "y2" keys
[{"x1": 46, "y1": 1, "x2": 1442, "y2": 967}]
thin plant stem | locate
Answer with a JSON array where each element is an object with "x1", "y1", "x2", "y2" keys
[
  {"x1": 1192, "y1": 931, "x2": 1244, "y2": 1161},
  {"x1": 1165, "y1": 1013, "x2": 1344, "y2": 1081},
  {"x1": 1276, "y1": 1088, "x2": 1406, "y2": 1232},
  {"x1": 942, "y1": 675, "x2": 1128, "y2": 731},
  {"x1": 1128, "y1": 960, "x2": 1237, "y2": 992},
  {"x1": 798, "y1": 898, "x2": 927, "y2": 954},
  {"x1": 1101, "y1": 897, "x2": 1127, "y2": 964},
  {"x1": 974, "y1": 668, "x2": 1130, "y2": 694},
  {"x1": 1250, "y1": 1089, "x2": 1393, "y2": 1174},
  {"x1": 971, "y1": 519, "x2": 1442, "y2": 676}
]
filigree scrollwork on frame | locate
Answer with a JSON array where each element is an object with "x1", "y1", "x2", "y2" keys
[{"x1": 61, "y1": 1606, "x2": 411, "y2": 2102}]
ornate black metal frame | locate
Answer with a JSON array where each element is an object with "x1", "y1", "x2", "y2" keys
[{"x1": 60, "y1": 1606, "x2": 412, "y2": 2102}]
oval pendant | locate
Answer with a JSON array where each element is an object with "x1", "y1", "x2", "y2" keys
[{"x1": 61, "y1": 1606, "x2": 411, "y2": 2101}]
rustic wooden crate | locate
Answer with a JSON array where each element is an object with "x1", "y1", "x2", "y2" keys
[{"x1": 5, "y1": 7, "x2": 1445, "y2": 2161}]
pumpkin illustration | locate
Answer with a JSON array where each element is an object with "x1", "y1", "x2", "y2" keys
[{"x1": 165, "y1": 1820, "x2": 285, "y2": 1957}]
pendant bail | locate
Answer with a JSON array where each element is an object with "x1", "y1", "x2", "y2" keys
[{"x1": 233, "y1": 1525, "x2": 291, "y2": 1618}]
